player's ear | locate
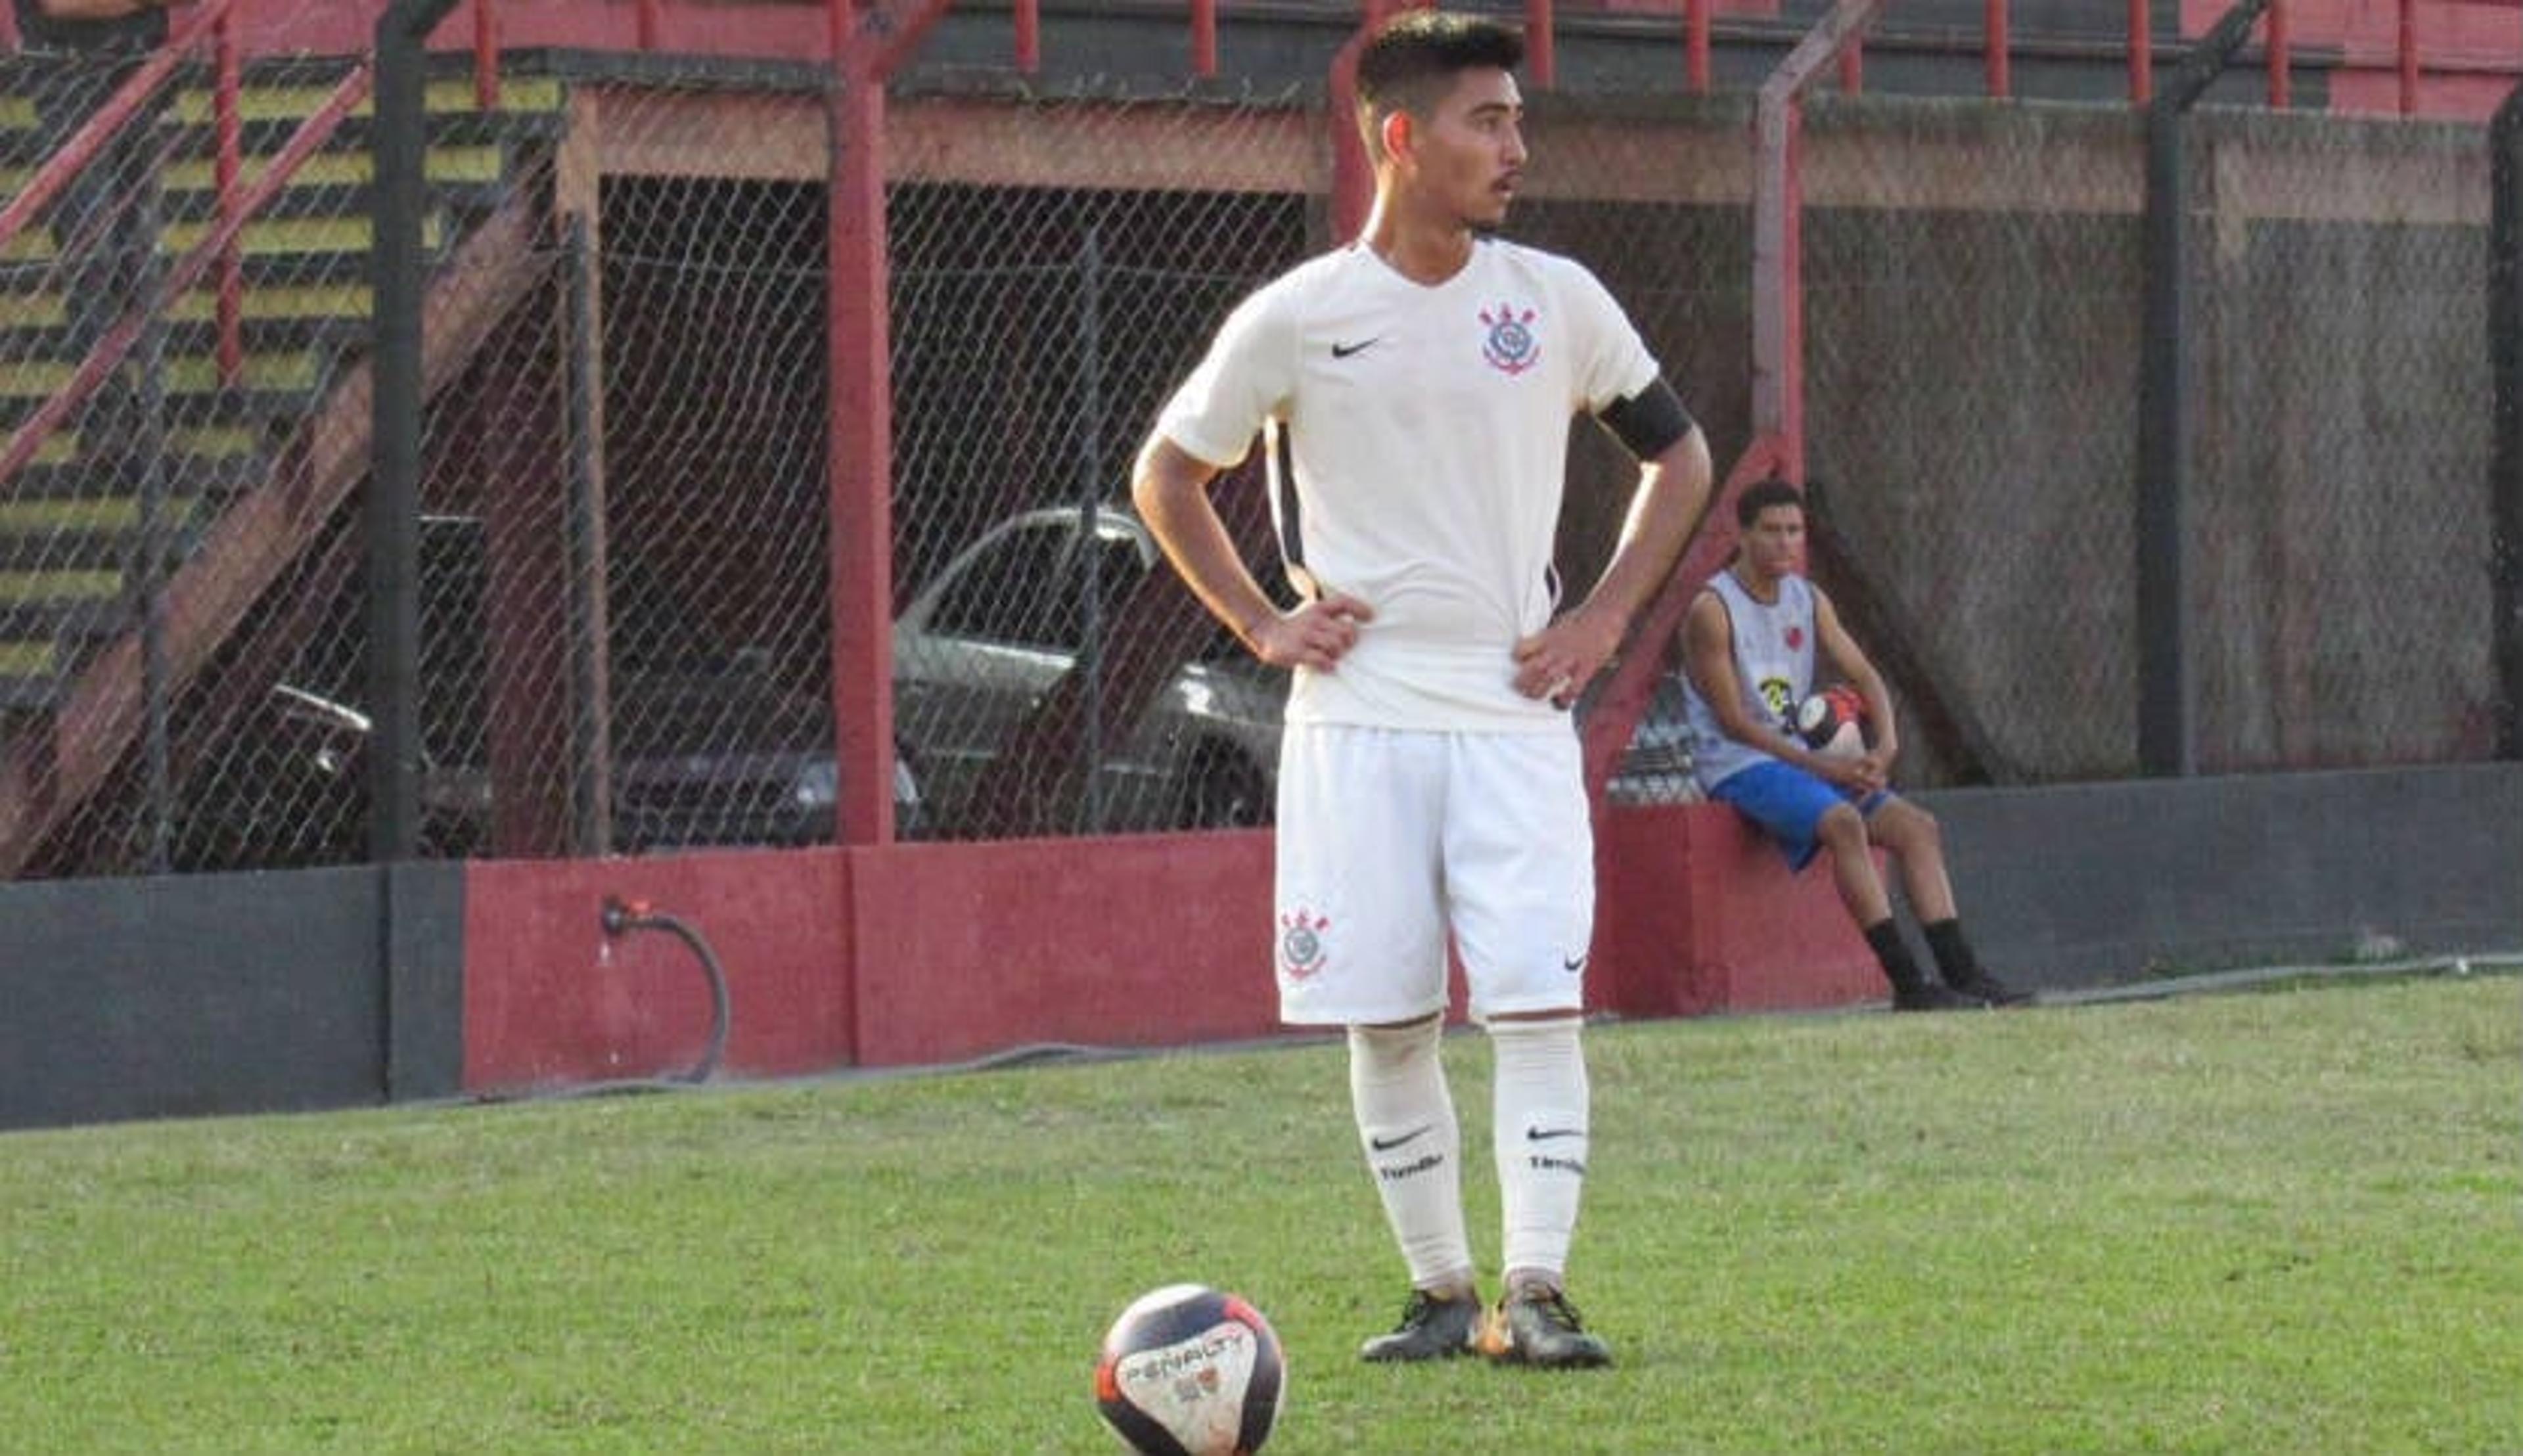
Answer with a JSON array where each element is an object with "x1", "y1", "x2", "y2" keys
[{"x1": 1380, "y1": 109, "x2": 1413, "y2": 165}]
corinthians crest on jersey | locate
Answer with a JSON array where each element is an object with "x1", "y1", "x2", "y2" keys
[{"x1": 1479, "y1": 299, "x2": 1541, "y2": 375}]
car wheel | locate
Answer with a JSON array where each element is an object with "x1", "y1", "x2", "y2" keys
[{"x1": 1181, "y1": 747, "x2": 1269, "y2": 830}]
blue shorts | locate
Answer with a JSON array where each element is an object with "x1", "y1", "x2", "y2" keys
[{"x1": 1706, "y1": 760, "x2": 1892, "y2": 873}]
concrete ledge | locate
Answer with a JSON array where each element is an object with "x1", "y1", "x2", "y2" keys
[
  {"x1": 1594, "y1": 802, "x2": 1885, "y2": 1018},
  {"x1": 1922, "y1": 763, "x2": 2523, "y2": 987}
]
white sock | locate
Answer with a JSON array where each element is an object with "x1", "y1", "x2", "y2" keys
[
  {"x1": 1348, "y1": 1018, "x2": 1474, "y2": 1293},
  {"x1": 1490, "y1": 1016, "x2": 1589, "y2": 1290}
]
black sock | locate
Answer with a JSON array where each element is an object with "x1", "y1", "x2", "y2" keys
[
  {"x1": 1924, "y1": 919, "x2": 1981, "y2": 986},
  {"x1": 1863, "y1": 919, "x2": 1928, "y2": 991}
]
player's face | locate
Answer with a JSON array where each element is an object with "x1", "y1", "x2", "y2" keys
[
  {"x1": 1741, "y1": 505, "x2": 1806, "y2": 581},
  {"x1": 1411, "y1": 67, "x2": 1526, "y2": 229}
]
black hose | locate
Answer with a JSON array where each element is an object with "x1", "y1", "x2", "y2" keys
[{"x1": 600, "y1": 897, "x2": 732, "y2": 1084}]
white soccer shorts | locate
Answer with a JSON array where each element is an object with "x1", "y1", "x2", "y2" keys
[{"x1": 1272, "y1": 723, "x2": 1595, "y2": 1026}]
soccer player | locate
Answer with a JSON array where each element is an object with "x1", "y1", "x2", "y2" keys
[
  {"x1": 1131, "y1": 10, "x2": 1712, "y2": 1369},
  {"x1": 1677, "y1": 478, "x2": 2030, "y2": 1011}
]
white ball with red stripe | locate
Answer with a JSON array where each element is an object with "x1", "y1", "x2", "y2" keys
[
  {"x1": 1094, "y1": 1283, "x2": 1284, "y2": 1455},
  {"x1": 1794, "y1": 685, "x2": 1871, "y2": 760}
]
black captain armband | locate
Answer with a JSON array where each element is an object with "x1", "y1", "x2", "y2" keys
[{"x1": 1597, "y1": 379, "x2": 1696, "y2": 461}]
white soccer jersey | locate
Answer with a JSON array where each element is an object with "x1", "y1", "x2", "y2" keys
[{"x1": 1156, "y1": 238, "x2": 1662, "y2": 731}]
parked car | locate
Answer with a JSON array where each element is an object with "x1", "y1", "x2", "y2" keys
[
  {"x1": 170, "y1": 502, "x2": 926, "y2": 867},
  {"x1": 409, "y1": 516, "x2": 924, "y2": 853},
  {"x1": 601, "y1": 659, "x2": 926, "y2": 851},
  {"x1": 192, "y1": 661, "x2": 925, "y2": 863},
  {"x1": 892, "y1": 504, "x2": 1288, "y2": 835}
]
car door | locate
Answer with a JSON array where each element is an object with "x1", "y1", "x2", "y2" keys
[{"x1": 892, "y1": 512, "x2": 1093, "y2": 825}]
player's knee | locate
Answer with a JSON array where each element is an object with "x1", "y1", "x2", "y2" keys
[
  {"x1": 1884, "y1": 803, "x2": 1942, "y2": 857},
  {"x1": 1817, "y1": 803, "x2": 1870, "y2": 853}
]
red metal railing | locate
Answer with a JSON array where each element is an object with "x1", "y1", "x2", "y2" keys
[
  {"x1": 1191, "y1": 0, "x2": 1217, "y2": 78},
  {"x1": 2269, "y1": 0, "x2": 2292, "y2": 107},
  {"x1": 473, "y1": 0, "x2": 500, "y2": 109},
  {"x1": 216, "y1": 14, "x2": 244, "y2": 384},
  {"x1": 1986, "y1": 0, "x2": 2009, "y2": 99},
  {"x1": 0, "y1": 0, "x2": 232, "y2": 257},
  {"x1": 1689, "y1": 0, "x2": 1712, "y2": 93},
  {"x1": 2132, "y1": 0, "x2": 2154, "y2": 102},
  {"x1": 0, "y1": 1, "x2": 257, "y2": 385},
  {"x1": 6, "y1": 1, "x2": 2478, "y2": 123},
  {"x1": 0, "y1": 18, "x2": 373, "y2": 491}
]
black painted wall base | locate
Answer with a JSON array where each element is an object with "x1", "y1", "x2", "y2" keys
[{"x1": 0, "y1": 862, "x2": 463, "y2": 1133}]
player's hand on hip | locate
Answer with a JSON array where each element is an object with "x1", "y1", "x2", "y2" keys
[
  {"x1": 1512, "y1": 610, "x2": 1622, "y2": 708},
  {"x1": 1249, "y1": 592, "x2": 1372, "y2": 671}
]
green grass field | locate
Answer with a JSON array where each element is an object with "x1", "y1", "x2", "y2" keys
[{"x1": 2, "y1": 974, "x2": 2516, "y2": 1453}]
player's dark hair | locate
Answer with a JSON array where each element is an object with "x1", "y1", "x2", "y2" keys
[
  {"x1": 1735, "y1": 477, "x2": 1806, "y2": 528},
  {"x1": 1355, "y1": 11, "x2": 1524, "y2": 156}
]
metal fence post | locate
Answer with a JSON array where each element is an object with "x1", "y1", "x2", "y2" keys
[{"x1": 371, "y1": 0, "x2": 463, "y2": 860}]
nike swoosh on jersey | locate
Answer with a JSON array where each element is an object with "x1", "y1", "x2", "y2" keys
[
  {"x1": 1369, "y1": 1124, "x2": 1432, "y2": 1152},
  {"x1": 1330, "y1": 338, "x2": 1381, "y2": 359}
]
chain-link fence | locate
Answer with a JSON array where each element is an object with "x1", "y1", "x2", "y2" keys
[
  {"x1": 0, "y1": 18, "x2": 460, "y2": 877},
  {"x1": 1803, "y1": 96, "x2": 2147, "y2": 786},
  {"x1": 1, "y1": 12, "x2": 2510, "y2": 880},
  {"x1": 1517, "y1": 91, "x2": 1753, "y2": 808},
  {"x1": 1800, "y1": 92, "x2": 2497, "y2": 786},
  {"x1": 888, "y1": 89, "x2": 1313, "y2": 838},
  {"x1": 2181, "y1": 108, "x2": 2495, "y2": 772}
]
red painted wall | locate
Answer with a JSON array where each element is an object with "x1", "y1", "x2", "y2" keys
[
  {"x1": 1591, "y1": 803, "x2": 1882, "y2": 1019},
  {"x1": 458, "y1": 805, "x2": 1880, "y2": 1097},
  {"x1": 844, "y1": 834, "x2": 1282, "y2": 1066},
  {"x1": 463, "y1": 848, "x2": 853, "y2": 1090}
]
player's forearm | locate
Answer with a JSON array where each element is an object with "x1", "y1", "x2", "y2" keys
[
  {"x1": 1852, "y1": 671, "x2": 1899, "y2": 760},
  {"x1": 1130, "y1": 440, "x2": 1277, "y2": 649}
]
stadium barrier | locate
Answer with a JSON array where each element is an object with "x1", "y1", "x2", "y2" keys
[{"x1": 7, "y1": 763, "x2": 2520, "y2": 1128}]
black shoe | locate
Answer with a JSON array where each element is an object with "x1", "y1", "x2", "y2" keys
[
  {"x1": 1891, "y1": 981, "x2": 1986, "y2": 1012},
  {"x1": 1947, "y1": 972, "x2": 2035, "y2": 1007},
  {"x1": 1478, "y1": 1285, "x2": 1612, "y2": 1369},
  {"x1": 1359, "y1": 1286, "x2": 1482, "y2": 1362}
]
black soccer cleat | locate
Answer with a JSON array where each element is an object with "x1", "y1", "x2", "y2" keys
[
  {"x1": 1946, "y1": 972, "x2": 2035, "y2": 1008},
  {"x1": 1478, "y1": 1285, "x2": 1612, "y2": 1369},
  {"x1": 1359, "y1": 1286, "x2": 1482, "y2": 1363},
  {"x1": 1891, "y1": 980, "x2": 1988, "y2": 1012}
]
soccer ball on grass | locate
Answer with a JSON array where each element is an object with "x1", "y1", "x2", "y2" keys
[{"x1": 1094, "y1": 1283, "x2": 1284, "y2": 1455}]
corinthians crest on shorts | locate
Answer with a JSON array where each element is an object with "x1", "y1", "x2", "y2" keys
[
  {"x1": 1479, "y1": 300, "x2": 1541, "y2": 375},
  {"x1": 1278, "y1": 909, "x2": 1330, "y2": 980}
]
